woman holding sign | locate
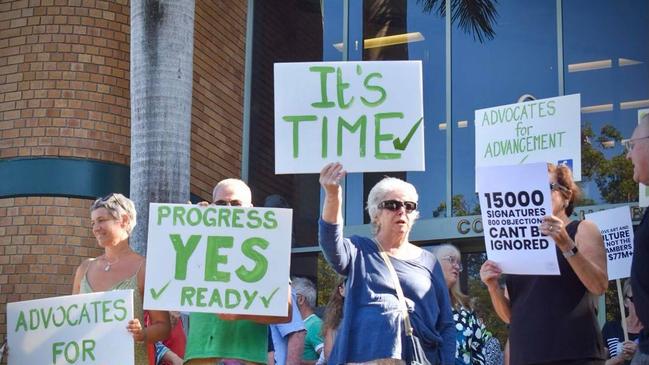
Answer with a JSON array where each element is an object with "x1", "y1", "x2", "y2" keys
[
  {"x1": 480, "y1": 163, "x2": 608, "y2": 365},
  {"x1": 319, "y1": 162, "x2": 455, "y2": 364},
  {"x1": 72, "y1": 193, "x2": 170, "y2": 365},
  {"x1": 601, "y1": 280, "x2": 642, "y2": 365}
]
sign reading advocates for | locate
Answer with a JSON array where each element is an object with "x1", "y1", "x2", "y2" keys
[
  {"x1": 639, "y1": 109, "x2": 649, "y2": 207},
  {"x1": 7, "y1": 290, "x2": 134, "y2": 365},
  {"x1": 475, "y1": 94, "x2": 582, "y2": 187},
  {"x1": 274, "y1": 61, "x2": 425, "y2": 174},
  {"x1": 586, "y1": 207, "x2": 634, "y2": 280},
  {"x1": 143, "y1": 204, "x2": 292, "y2": 316},
  {"x1": 477, "y1": 163, "x2": 559, "y2": 275}
]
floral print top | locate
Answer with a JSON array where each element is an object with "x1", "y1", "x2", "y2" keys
[{"x1": 453, "y1": 306, "x2": 492, "y2": 365}]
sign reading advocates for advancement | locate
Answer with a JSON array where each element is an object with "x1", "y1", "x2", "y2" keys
[
  {"x1": 143, "y1": 203, "x2": 292, "y2": 316},
  {"x1": 7, "y1": 289, "x2": 134, "y2": 365},
  {"x1": 586, "y1": 206, "x2": 634, "y2": 280},
  {"x1": 274, "y1": 61, "x2": 425, "y2": 174},
  {"x1": 477, "y1": 163, "x2": 559, "y2": 275},
  {"x1": 475, "y1": 94, "x2": 582, "y2": 187}
]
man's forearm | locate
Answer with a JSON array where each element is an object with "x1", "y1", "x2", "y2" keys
[{"x1": 286, "y1": 330, "x2": 306, "y2": 365}]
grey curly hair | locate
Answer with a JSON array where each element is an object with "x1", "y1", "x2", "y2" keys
[
  {"x1": 366, "y1": 177, "x2": 419, "y2": 233},
  {"x1": 90, "y1": 193, "x2": 137, "y2": 234}
]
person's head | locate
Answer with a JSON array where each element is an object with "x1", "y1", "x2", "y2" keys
[
  {"x1": 433, "y1": 244, "x2": 463, "y2": 288},
  {"x1": 626, "y1": 115, "x2": 649, "y2": 185},
  {"x1": 367, "y1": 177, "x2": 420, "y2": 235},
  {"x1": 292, "y1": 277, "x2": 317, "y2": 313},
  {"x1": 90, "y1": 193, "x2": 136, "y2": 246},
  {"x1": 212, "y1": 178, "x2": 252, "y2": 207},
  {"x1": 322, "y1": 277, "x2": 346, "y2": 333},
  {"x1": 432, "y1": 244, "x2": 469, "y2": 309},
  {"x1": 547, "y1": 163, "x2": 581, "y2": 217},
  {"x1": 623, "y1": 279, "x2": 636, "y2": 316}
]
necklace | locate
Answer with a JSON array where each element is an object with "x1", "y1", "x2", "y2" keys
[{"x1": 102, "y1": 255, "x2": 120, "y2": 272}]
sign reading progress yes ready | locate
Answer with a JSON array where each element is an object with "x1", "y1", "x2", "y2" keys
[
  {"x1": 475, "y1": 94, "x2": 581, "y2": 182},
  {"x1": 143, "y1": 204, "x2": 292, "y2": 316},
  {"x1": 274, "y1": 61, "x2": 425, "y2": 174}
]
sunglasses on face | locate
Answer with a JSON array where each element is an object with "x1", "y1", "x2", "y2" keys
[
  {"x1": 549, "y1": 182, "x2": 569, "y2": 193},
  {"x1": 378, "y1": 200, "x2": 418, "y2": 213},
  {"x1": 213, "y1": 199, "x2": 243, "y2": 206}
]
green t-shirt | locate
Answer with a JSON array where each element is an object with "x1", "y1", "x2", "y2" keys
[
  {"x1": 303, "y1": 314, "x2": 324, "y2": 360},
  {"x1": 184, "y1": 312, "x2": 268, "y2": 364}
]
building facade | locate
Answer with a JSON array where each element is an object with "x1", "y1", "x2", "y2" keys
[{"x1": 1, "y1": 0, "x2": 648, "y2": 346}]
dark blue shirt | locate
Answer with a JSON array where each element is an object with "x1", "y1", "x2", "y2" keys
[
  {"x1": 631, "y1": 209, "x2": 649, "y2": 354},
  {"x1": 319, "y1": 219, "x2": 455, "y2": 364}
]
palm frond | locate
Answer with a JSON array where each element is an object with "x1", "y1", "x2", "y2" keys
[{"x1": 417, "y1": 0, "x2": 499, "y2": 43}]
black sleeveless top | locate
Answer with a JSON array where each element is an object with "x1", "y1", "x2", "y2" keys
[{"x1": 506, "y1": 220, "x2": 606, "y2": 365}]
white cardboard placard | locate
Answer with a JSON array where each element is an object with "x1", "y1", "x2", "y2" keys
[
  {"x1": 477, "y1": 163, "x2": 560, "y2": 275},
  {"x1": 475, "y1": 94, "x2": 582, "y2": 188},
  {"x1": 6, "y1": 290, "x2": 134, "y2": 365},
  {"x1": 143, "y1": 203, "x2": 292, "y2": 316},
  {"x1": 274, "y1": 61, "x2": 425, "y2": 174},
  {"x1": 586, "y1": 206, "x2": 634, "y2": 280}
]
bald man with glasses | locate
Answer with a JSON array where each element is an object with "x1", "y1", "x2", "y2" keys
[
  {"x1": 626, "y1": 115, "x2": 649, "y2": 365},
  {"x1": 184, "y1": 178, "x2": 293, "y2": 365}
]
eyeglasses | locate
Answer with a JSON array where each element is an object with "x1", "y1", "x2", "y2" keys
[
  {"x1": 213, "y1": 199, "x2": 243, "y2": 206},
  {"x1": 621, "y1": 136, "x2": 649, "y2": 152},
  {"x1": 101, "y1": 193, "x2": 128, "y2": 212},
  {"x1": 549, "y1": 182, "x2": 569, "y2": 193},
  {"x1": 378, "y1": 200, "x2": 418, "y2": 213},
  {"x1": 440, "y1": 255, "x2": 463, "y2": 272}
]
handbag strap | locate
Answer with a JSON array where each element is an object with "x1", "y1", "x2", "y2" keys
[{"x1": 372, "y1": 238, "x2": 414, "y2": 336}]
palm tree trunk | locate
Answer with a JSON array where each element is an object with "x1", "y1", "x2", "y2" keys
[{"x1": 130, "y1": 0, "x2": 195, "y2": 255}]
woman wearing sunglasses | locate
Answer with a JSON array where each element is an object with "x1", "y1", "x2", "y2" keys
[
  {"x1": 319, "y1": 162, "x2": 455, "y2": 365},
  {"x1": 480, "y1": 163, "x2": 608, "y2": 365},
  {"x1": 72, "y1": 193, "x2": 170, "y2": 365}
]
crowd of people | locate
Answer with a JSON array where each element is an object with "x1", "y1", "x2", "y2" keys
[{"x1": 6, "y1": 117, "x2": 646, "y2": 365}]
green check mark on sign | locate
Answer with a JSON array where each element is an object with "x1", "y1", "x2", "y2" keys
[
  {"x1": 150, "y1": 280, "x2": 171, "y2": 300},
  {"x1": 393, "y1": 117, "x2": 423, "y2": 151}
]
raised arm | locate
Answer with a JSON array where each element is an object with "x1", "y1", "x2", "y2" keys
[
  {"x1": 543, "y1": 217, "x2": 608, "y2": 295},
  {"x1": 480, "y1": 260, "x2": 511, "y2": 324},
  {"x1": 318, "y1": 163, "x2": 355, "y2": 275},
  {"x1": 320, "y1": 162, "x2": 345, "y2": 224}
]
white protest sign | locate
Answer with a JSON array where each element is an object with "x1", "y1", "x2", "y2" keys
[
  {"x1": 639, "y1": 109, "x2": 649, "y2": 207},
  {"x1": 477, "y1": 162, "x2": 559, "y2": 275},
  {"x1": 143, "y1": 203, "x2": 292, "y2": 316},
  {"x1": 7, "y1": 290, "x2": 134, "y2": 365},
  {"x1": 274, "y1": 61, "x2": 425, "y2": 174},
  {"x1": 475, "y1": 94, "x2": 581, "y2": 189},
  {"x1": 586, "y1": 207, "x2": 634, "y2": 280}
]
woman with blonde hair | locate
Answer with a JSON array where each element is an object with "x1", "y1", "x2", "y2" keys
[{"x1": 72, "y1": 193, "x2": 170, "y2": 365}]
